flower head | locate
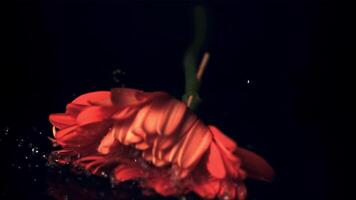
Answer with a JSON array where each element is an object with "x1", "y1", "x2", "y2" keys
[{"x1": 49, "y1": 88, "x2": 274, "y2": 199}]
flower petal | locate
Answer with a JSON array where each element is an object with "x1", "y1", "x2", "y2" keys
[
  {"x1": 146, "y1": 176, "x2": 177, "y2": 196},
  {"x1": 65, "y1": 103, "x2": 87, "y2": 117},
  {"x1": 207, "y1": 142, "x2": 226, "y2": 179},
  {"x1": 123, "y1": 129, "x2": 143, "y2": 145},
  {"x1": 213, "y1": 133, "x2": 240, "y2": 178},
  {"x1": 111, "y1": 107, "x2": 137, "y2": 121},
  {"x1": 72, "y1": 91, "x2": 111, "y2": 105},
  {"x1": 54, "y1": 126, "x2": 79, "y2": 146},
  {"x1": 179, "y1": 122, "x2": 212, "y2": 168},
  {"x1": 54, "y1": 125, "x2": 78, "y2": 139},
  {"x1": 97, "y1": 129, "x2": 116, "y2": 154},
  {"x1": 192, "y1": 178, "x2": 220, "y2": 199},
  {"x1": 49, "y1": 114, "x2": 77, "y2": 129},
  {"x1": 76, "y1": 106, "x2": 116, "y2": 125},
  {"x1": 235, "y1": 147, "x2": 275, "y2": 182},
  {"x1": 156, "y1": 99, "x2": 186, "y2": 135},
  {"x1": 141, "y1": 96, "x2": 170, "y2": 134},
  {"x1": 111, "y1": 88, "x2": 148, "y2": 107},
  {"x1": 114, "y1": 165, "x2": 143, "y2": 182},
  {"x1": 209, "y1": 125, "x2": 237, "y2": 151}
]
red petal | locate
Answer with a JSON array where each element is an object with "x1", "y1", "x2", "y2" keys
[
  {"x1": 72, "y1": 91, "x2": 111, "y2": 105},
  {"x1": 97, "y1": 129, "x2": 116, "y2": 154},
  {"x1": 209, "y1": 125, "x2": 237, "y2": 151},
  {"x1": 146, "y1": 176, "x2": 177, "y2": 196},
  {"x1": 135, "y1": 142, "x2": 150, "y2": 150},
  {"x1": 141, "y1": 96, "x2": 170, "y2": 134},
  {"x1": 155, "y1": 134, "x2": 177, "y2": 151},
  {"x1": 114, "y1": 165, "x2": 143, "y2": 182},
  {"x1": 179, "y1": 122, "x2": 212, "y2": 168},
  {"x1": 193, "y1": 179, "x2": 220, "y2": 199},
  {"x1": 213, "y1": 134, "x2": 240, "y2": 178},
  {"x1": 235, "y1": 147, "x2": 275, "y2": 182},
  {"x1": 207, "y1": 142, "x2": 226, "y2": 179},
  {"x1": 111, "y1": 88, "x2": 150, "y2": 107},
  {"x1": 112, "y1": 120, "x2": 132, "y2": 144},
  {"x1": 123, "y1": 129, "x2": 143, "y2": 145},
  {"x1": 76, "y1": 106, "x2": 116, "y2": 125},
  {"x1": 54, "y1": 126, "x2": 79, "y2": 146},
  {"x1": 157, "y1": 99, "x2": 186, "y2": 135},
  {"x1": 65, "y1": 103, "x2": 87, "y2": 117},
  {"x1": 111, "y1": 106, "x2": 138, "y2": 121},
  {"x1": 49, "y1": 114, "x2": 77, "y2": 129},
  {"x1": 163, "y1": 140, "x2": 182, "y2": 162}
]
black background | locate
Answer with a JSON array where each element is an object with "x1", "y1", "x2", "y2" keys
[{"x1": 3, "y1": 0, "x2": 353, "y2": 199}]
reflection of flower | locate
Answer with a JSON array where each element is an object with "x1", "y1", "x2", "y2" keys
[{"x1": 49, "y1": 88, "x2": 274, "y2": 200}]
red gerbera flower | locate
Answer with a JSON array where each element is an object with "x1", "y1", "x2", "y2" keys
[{"x1": 49, "y1": 88, "x2": 274, "y2": 200}]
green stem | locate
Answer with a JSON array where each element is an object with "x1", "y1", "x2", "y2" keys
[{"x1": 182, "y1": 5, "x2": 208, "y2": 111}]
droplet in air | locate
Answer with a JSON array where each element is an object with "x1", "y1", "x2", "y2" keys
[
  {"x1": 4, "y1": 127, "x2": 9, "y2": 136},
  {"x1": 100, "y1": 171, "x2": 108, "y2": 178},
  {"x1": 32, "y1": 147, "x2": 39, "y2": 154},
  {"x1": 112, "y1": 68, "x2": 126, "y2": 85}
]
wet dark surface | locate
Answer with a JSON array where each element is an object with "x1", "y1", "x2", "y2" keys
[{"x1": 3, "y1": 0, "x2": 353, "y2": 199}]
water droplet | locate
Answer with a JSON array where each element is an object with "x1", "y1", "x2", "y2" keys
[
  {"x1": 112, "y1": 68, "x2": 126, "y2": 84},
  {"x1": 100, "y1": 171, "x2": 108, "y2": 178},
  {"x1": 3, "y1": 127, "x2": 9, "y2": 135},
  {"x1": 17, "y1": 138, "x2": 25, "y2": 148},
  {"x1": 32, "y1": 147, "x2": 39, "y2": 154}
]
